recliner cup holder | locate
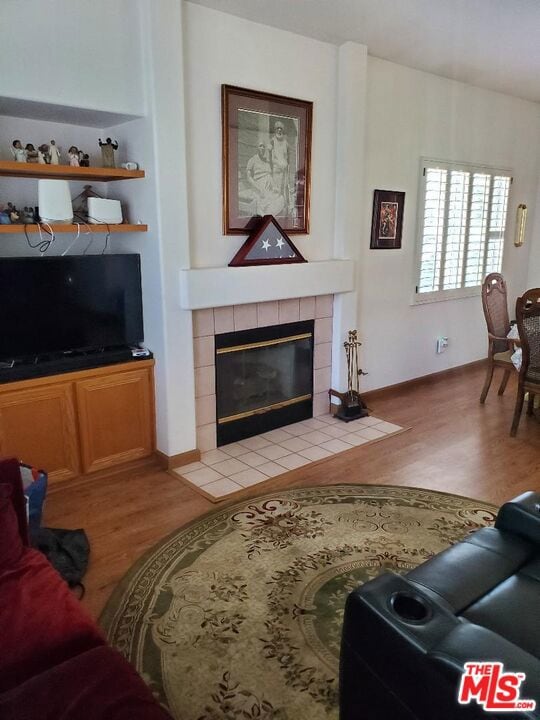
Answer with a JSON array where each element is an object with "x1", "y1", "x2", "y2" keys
[{"x1": 389, "y1": 591, "x2": 432, "y2": 624}]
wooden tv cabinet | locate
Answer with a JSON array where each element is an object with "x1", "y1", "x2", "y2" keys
[{"x1": 0, "y1": 360, "x2": 155, "y2": 484}]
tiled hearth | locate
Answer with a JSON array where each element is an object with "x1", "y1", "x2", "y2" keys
[
  {"x1": 192, "y1": 295, "x2": 334, "y2": 452},
  {"x1": 172, "y1": 412, "x2": 405, "y2": 502}
]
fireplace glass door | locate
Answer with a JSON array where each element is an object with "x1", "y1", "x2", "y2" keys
[{"x1": 215, "y1": 320, "x2": 314, "y2": 445}]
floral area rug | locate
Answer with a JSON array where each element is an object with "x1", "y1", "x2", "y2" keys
[{"x1": 100, "y1": 485, "x2": 496, "y2": 719}]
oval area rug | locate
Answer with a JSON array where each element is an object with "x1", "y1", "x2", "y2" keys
[{"x1": 100, "y1": 485, "x2": 496, "y2": 719}]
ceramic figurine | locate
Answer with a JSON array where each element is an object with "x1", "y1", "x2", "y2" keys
[
  {"x1": 68, "y1": 146, "x2": 80, "y2": 167},
  {"x1": 78, "y1": 150, "x2": 90, "y2": 167},
  {"x1": 7, "y1": 203, "x2": 21, "y2": 223},
  {"x1": 11, "y1": 140, "x2": 27, "y2": 163},
  {"x1": 98, "y1": 137, "x2": 118, "y2": 168},
  {"x1": 21, "y1": 207, "x2": 35, "y2": 224},
  {"x1": 0, "y1": 205, "x2": 12, "y2": 224},
  {"x1": 49, "y1": 140, "x2": 61, "y2": 164},
  {"x1": 25, "y1": 144, "x2": 39, "y2": 163},
  {"x1": 38, "y1": 143, "x2": 50, "y2": 164}
]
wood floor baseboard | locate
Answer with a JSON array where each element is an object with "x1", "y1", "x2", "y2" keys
[
  {"x1": 156, "y1": 448, "x2": 201, "y2": 471},
  {"x1": 361, "y1": 359, "x2": 487, "y2": 404}
]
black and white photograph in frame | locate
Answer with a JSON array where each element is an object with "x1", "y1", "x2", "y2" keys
[{"x1": 222, "y1": 86, "x2": 312, "y2": 234}]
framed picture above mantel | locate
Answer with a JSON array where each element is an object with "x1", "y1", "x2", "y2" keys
[
  {"x1": 370, "y1": 189, "x2": 405, "y2": 249},
  {"x1": 222, "y1": 85, "x2": 313, "y2": 235}
]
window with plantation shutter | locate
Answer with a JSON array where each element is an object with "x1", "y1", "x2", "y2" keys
[{"x1": 415, "y1": 160, "x2": 511, "y2": 302}]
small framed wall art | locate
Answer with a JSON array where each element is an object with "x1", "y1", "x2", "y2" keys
[
  {"x1": 370, "y1": 190, "x2": 405, "y2": 249},
  {"x1": 222, "y1": 85, "x2": 313, "y2": 235}
]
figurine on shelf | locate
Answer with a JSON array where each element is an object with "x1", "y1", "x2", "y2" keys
[
  {"x1": 21, "y1": 207, "x2": 35, "y2": 224},
  {"x1": 78, "y1": 150, "x2": 90, "y2": 167},
  {"x1": 6, "y1": 203, "x2": 21, "y2": 223},
  {"x1": 68, "y1": 146, "x2": 80, "y2": 167},
  {"x1": 49, "y1": 140, "x2": 61, "y2": 165},
  {"x1": 11, "y1": 140, "x2": 27, "y2": 163},
  {"x1": 98, "y1": 137, "x2": 118, "y2": 168},
  {"x1": 0, "y1": 205, "x2": 12, "y2": 225},
  {"x1": 25, "y1": 144, "x2": 39, "y2": 163},
  {"x1": 38, "y1": 144, "x2": 50, "y2": 164}
]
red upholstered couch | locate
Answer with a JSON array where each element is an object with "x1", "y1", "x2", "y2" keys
[{"x1": 0, "y1": 458, "x2": 172, "y2": 720}]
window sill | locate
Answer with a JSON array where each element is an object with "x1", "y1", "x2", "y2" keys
[{"x1": 411, "y1": 288, "x2": 481, "y2": 306}]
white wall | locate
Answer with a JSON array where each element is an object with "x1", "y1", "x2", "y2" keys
[
  {"x1": 332, "y1": 43, "x2": 368, "y2": 393},
  {"x1": 527, "y1": 183, "x2": 540, "y2": 286},
  {"x1": 183, "y1": 3, "x2": 338, "y2": 267},
  {"x1": 135, "y1": 0, "x2": 197, "y2": 455},
  {"x1": 359, "y1": 58, "x2": 540, "y2": 391},
  {"x1": 0, "y1": 0, "x2": 145, "y2": 117}
]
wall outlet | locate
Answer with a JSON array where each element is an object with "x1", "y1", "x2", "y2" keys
[{"x1": 436, "y1": 336, "x2": 449, "y2": 354}]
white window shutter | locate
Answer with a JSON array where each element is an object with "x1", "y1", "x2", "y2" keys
[
  {"x1": 417, "y1": 162, "x2": 510, "y2": 299},
  {"x1": 418, "y1": 168, "x2": 446, "y2": 293}
]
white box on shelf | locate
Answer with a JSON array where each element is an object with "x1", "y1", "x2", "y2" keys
[
  {"x1": 38, "y1": 180, "x2": 73, "y2": 223},
  {"x1": 87, "y1": 198, "x2": 123, "y2": 225}
]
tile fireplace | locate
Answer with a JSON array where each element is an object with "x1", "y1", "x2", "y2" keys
[{"x1": 193, "y1": 295, "x2": 334, "y2": 452}]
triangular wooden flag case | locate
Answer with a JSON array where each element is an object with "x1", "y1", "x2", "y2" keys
[{"x1": 228, "y1": 215, "x2": 307, "y2": 267}]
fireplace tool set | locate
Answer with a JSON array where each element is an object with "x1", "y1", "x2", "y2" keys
[{"x1": 329, "y1": 330, "x2": 369, "y2": 421}]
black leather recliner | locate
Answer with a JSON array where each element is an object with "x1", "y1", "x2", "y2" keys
[{"x1": 340, "y1": 492, "x2": 540, "y2": 719}]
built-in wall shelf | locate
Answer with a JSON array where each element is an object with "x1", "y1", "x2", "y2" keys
[
  {"x1": 0, "y1": 96, "x2": 143, "y2": 128},
  {"x1": 0, "y1": 160, "x2": 145, "y2": 182},
  {"x1": 0, "y1": 224, "x2": 147, "y2": 234}
]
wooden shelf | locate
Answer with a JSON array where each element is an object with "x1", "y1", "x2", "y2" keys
[
  {"x1": 0, "y1": 224, "x2": 147, "y2": 234},
  {"x1": 0, "y1": 160, "x2": 145, "y2": 182}
]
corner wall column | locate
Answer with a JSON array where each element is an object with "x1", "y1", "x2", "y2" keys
[
  {"x1": 141, "y1": 0, "x2": 197, "y2": 454},
  {"x1": 332, "y1": 42, "x2": 368, "y2": 398}
]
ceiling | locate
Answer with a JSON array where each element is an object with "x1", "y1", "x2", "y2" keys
[{"x1": 187, "y1": 0, "x2": 540, "y2": 104}]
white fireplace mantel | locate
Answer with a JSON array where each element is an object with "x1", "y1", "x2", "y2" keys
[{"x1": 179, "y1": 259, "x2": 355, "y2": 310}]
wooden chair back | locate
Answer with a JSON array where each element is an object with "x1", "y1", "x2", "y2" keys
[
  {"x1": 482, "y1": 273, "x2": 510, "y2": 355},
  {"x1": 515, "y1": 288, "x2": 540, "y2": 387}
]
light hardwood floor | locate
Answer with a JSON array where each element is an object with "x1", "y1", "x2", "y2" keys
[{"x1": 45, "y1": 362, "x2": 540, "y2": 620}]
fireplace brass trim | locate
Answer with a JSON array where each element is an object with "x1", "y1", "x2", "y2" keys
[
  {"x1": 216, "y1": 332, "x2": 312, "y2": 355},
  {"x1": 217, "y1": 393, "x2": 312, "y2": 424}
]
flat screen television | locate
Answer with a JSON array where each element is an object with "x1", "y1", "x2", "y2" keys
[{"x1": 0, "y1": 254, "x2": 144, "y2": 359}]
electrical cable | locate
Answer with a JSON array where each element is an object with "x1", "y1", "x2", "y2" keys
[
  {"x1": 24, "y1": 221, "x2": 55, "y2": 254},
  {"x1": 73, "y1": 213, "x2": 112, "y2": 255},
  {"x1": 20, "y1": 208, "x2": 113, "y2": 257},
  {"x1": 61, "y1": 223, "x2": 81, "y2": 256},
  {"x1": 101, "y1": 223, "x2": 111, "y2": 254},
  {"x1": 82, "y1": 234, "x2": 94, "y2": 255}
]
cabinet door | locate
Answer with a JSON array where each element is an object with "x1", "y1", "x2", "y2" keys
[
  {"x1": 0, "y1": 383, "x2": 80, "y2": 482},
  {"x1": 76, "y1": 368, "x2": 154, "y2": 473}
]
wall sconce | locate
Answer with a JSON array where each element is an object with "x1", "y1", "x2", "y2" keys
[{"x1": 514, "y1": 203, "x2": 527, "y2": 247}]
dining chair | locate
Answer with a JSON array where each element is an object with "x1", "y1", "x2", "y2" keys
[
  {"x1": 480, "y1": 273, "x2": 515, "y2": 403},
  {"x1": 511, "y1": 288, "x2": 540, "y2": 436}
]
